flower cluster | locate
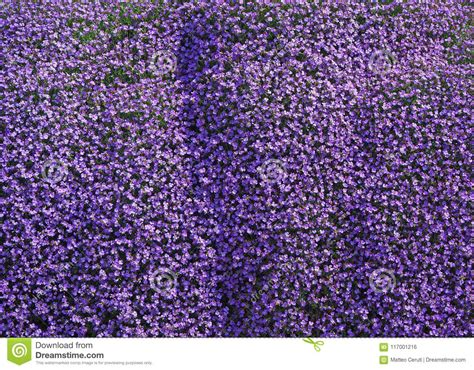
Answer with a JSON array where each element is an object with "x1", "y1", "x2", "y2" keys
[{"x1": 0, "y1": 0, "x2": 471, "y2": 337}]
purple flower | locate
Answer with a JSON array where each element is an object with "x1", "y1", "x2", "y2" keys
[{"x1": 0, "y1": 0, "x2": 471, "y2": 337}]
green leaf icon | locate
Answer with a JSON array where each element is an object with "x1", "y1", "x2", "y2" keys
[{"x1": 7, "y1": 338, "x2": 32, "y2": 365}]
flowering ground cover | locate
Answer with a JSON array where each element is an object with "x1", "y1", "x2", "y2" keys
[{"x1": 0, "y1": 0, "x2": 472, "y2": 337}]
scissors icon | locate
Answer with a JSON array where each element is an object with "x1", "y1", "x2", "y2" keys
[{"x1": 303, "y1": 338, "x2": 325, "y2": 352}]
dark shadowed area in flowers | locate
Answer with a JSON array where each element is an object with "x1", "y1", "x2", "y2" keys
[{"x1": 0, "y1": 1, "x2": 471, "y2": 337}]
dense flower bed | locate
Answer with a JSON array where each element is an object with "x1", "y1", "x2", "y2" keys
[{"x1": 0, "y1": 0, "x2": 471, "y2": 337}]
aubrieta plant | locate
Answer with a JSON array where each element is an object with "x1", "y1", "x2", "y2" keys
[{"x1": 0, "y1": 0, "x2": 472, "y2": 337}]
